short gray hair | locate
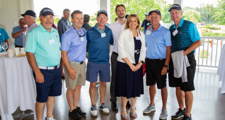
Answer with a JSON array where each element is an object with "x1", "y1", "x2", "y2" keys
[
  {"x1": 71, "y1": 10, "x2": 83, "y2": 19},
  {"x1": 63, "y1": 9, "x2": 70, "y2": 14},
  {"x1": 19, "y1": 17, "x2": 24, "y2": 22}
]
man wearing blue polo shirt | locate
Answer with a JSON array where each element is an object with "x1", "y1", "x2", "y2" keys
[
  {"x1": 12, "y1": 18, "x2": 27, "y2": 47},
  {"x1": 61, "y1": 10, "x2": 87, "y2": 120},
  {"x1": 168, "y1": 4, "x2": 201, "y2": 120},
  {"x1": 86, "y1": 10, "x2": 113, "y2": 117},
  {"x1": 0, "y1": 27, "x2": 9, "y2": 52},
  {"x1": 25, "y1": 8, "x2": 61, "y2": 120},
  {"x1": 143, "y1": 10, "x2": 171, "y2": 120}
]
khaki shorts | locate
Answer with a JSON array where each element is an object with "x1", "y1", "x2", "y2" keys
[{"x1": 64, "y1": 62, "x2": 86, "y2": 89}]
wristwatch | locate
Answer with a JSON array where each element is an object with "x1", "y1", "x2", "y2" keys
[
  {"x1": 141, "y1": 61, "x2": 145, "y2": 64},
  {"x1": 164, "y1": 65, "x2": 169, "y2": 69}
]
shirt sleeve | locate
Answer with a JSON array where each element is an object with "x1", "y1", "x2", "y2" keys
[
  {"x1": 164, "y1": 30, "x2": 172, "y2": 46},
  {"x1": 188, "y1": 23, "x2": 201, "y2": 42},
  {"x1": 57, "y1": 21, "x2": 63, "y2": 40},
  {"x1": 25, "y1": 31, "x2": 37, "y2": 53},
  {"x1": 117, "y1": 30, "x2": 127, "y2": 58},
  {"x1": 11, "y1": 27, "x2": 17, "y2": 35},
  {"x1": 3, "y1": 29, "x2": 9, "y2": 40},
  {"x1": 61, "y1": 33, "x2": 71, "y2": 51},
  {"x1": 109, "y1": 31, "x2": 114, "y2": 45},
  {"x1": 141, "y1": 20, "x2": 145, "y2": 27}
]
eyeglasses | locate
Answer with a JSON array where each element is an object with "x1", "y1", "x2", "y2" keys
[{"x1": 73, "y1": 27, "x2": 86, "y2": 37}]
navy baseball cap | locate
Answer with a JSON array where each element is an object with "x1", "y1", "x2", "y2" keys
[
  {"x1": 169, "y1": 4, "x2": 182, "y2": 12},
  {"x1": 149, "y1": 10, "x2": 161, "y2": 16},
  {"x1": 40, "y1": 7, "x2": 54, "y2": 16},
  {"x1": 21, "y1": 10, "x2": 36, "y2": 17},
  {"x1": 145, "y1": 12, "x2": 150, "y2": 16},
  {"x1": 97, "y1": 10, "x2": 108, "y2": 17}
]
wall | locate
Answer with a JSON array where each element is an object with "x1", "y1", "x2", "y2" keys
[{"x1": 0, "y1": 0, "x2": 34, "y2": 43}]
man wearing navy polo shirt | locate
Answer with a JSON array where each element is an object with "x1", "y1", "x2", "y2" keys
[
  {"x1": 25, "y1": 8, "x2": 61, "y2": 120},
  {"x1": 86, "y1": 10, "x2": 113, "y2": 117},
  {"x1": 143, "y1": 10, "x2": 171, "y2": 120},
  {"x1": 168, "y1": 4, "x2": 201, "y2": 120},
  {"x1": 12, "y1": 18, "x2": 27, "y2": 47},
  {"x1": 140, "y1": 12, "x2": 151, "y2": 33},
  {"x1": 0, "y1": 27, "x2": 9, "y2": 52},
  {"x1": 61, "y1": 10, "x2": 87, "y2": 120}
]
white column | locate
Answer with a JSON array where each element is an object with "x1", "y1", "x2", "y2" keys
[
  {"x1": 99, "y1": 0, "x2": 111, "y2": 23},
  {"x1": 174, "y1": 0, "x2": 183, "y2": 8}
]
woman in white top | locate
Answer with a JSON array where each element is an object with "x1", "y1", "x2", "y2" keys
[{"x1": 115, "y1": 14, "x2": 146, "y2": 120}]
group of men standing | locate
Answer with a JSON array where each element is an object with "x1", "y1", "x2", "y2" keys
[{"x1": 0, "y1": 3, "x2": 201, "y2": 120}]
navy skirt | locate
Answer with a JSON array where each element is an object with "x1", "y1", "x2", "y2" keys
[{"x1": 115, "y1": 37, "x2": 144, "y2": 98}]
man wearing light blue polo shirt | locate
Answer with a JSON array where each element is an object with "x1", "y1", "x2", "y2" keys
[
  {"x1": 12, "y1": 18, "x2": 26, "y2": 47},
  {"x1": 143, "y1": 10, "x2": 171, "y2": 120},
  {"x1": 25, "y1": 8, "x2": 61, "y2": 120},
  {"x1": 61, "y1": 10, "x2": 87, "y2": 120}
]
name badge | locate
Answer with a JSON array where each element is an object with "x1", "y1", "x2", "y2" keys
[
  {"x1": 146, "y1": 31, "x2": 151, "y2": 35},
  {"x1": 49, "y1": 39, "x2": 55, "y2": 45},
  {"x1": 147, "y1": 23, "x2": 150, "y2": 25},
  {"x1": 173, "y1": 29, "x2": 178, "y2": 36},
  {"x1": 101, "y1": 33, "x2": 106, "y2": 38},
  {"x1": 136, "y1": 36, "x2": 141, "y2": 40},
  {"x1": 80, "y1": 37, "x2": 84, "y2": 41}
]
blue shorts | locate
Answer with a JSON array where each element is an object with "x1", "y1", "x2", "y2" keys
[
  {"x1": 86, "y1": 61, "x2": 110, "y2": 83},
  {"x1": 33, "y1": 67, "x2": 62, "y2": 103}
]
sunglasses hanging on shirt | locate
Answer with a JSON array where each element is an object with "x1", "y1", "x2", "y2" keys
[{"x1": 73, "y1": 27, "x2": 86, "y2": 37}]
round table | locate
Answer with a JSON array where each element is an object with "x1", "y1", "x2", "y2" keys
[{"x1": 0, "y1": 56, "x2": 37, "y2": 120}]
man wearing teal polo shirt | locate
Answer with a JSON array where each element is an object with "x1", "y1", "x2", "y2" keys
[{"x1": 25, "y1": 8, "x2": 61, "y2": 120}]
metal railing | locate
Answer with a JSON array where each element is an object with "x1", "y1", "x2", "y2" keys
[{"x1": 196, "y1": 37, "x2": 225, "y2": 69}]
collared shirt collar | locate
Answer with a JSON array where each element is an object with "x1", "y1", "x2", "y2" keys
[
  {"x1": 39, "y1": 24, "x2": 55, "y2": 33},
  {"x1": 115, "y1": 19, "x2": 126, "y2": 25},
  {"x1": 150, "y1": 24, "x2": 162, "y2": 31},
  {"x1": 173, "y1": 18, "x2": 184, "y2": 29},
  {"x1": 62, "y1": 17, "x2": 69, "y2": 21},
  {"x1": 94, "y1": 23, "x2": 105, "y2": 33}
]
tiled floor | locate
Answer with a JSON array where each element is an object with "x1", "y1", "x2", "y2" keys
[{"x1": 12, "y1": 67, "x2": 225, "y2": 120}]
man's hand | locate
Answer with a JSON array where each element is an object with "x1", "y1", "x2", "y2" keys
[
  {"x1": 22, "y1": 26, "x2": 27, "y2": 32},
  {"x1": 68, "y1": 68, "x2": 77, "y2": 80},
  {"x1": 147, "y1": 25, "x2": 152, "y2": 29},
  {"x1": 161, "y1": 66, "x2": 168, "y2": 75},
  {"x1": 35, "y1": 71, "x2": 44, "y2": 83}
]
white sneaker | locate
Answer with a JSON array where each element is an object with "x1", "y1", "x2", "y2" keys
[
  {"x1": 91, "y1": 105, "x2": 98, "y2": 117},
  {"x1": 45, "y1": 115, "x2": 56, "y2": 120},
  {"x1": 99, "y1": 103, "x2": 109, "y2": 114}
]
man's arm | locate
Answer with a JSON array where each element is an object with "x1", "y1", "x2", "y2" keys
[
  {"x1": 183, "y1": 40, "x2": 201, "y2": 56},
  {"x1": 161, "y1": 46, "x2": 171, "y2": 75},
  {"x1": 26, "y1": 52, "x2": 44, "y2": 83},
  {"x1": 61, "y1": 51, "x2": 77, "y2": 80},
  {"x1": 12, "y1": 28, "x2": 26, "y2": 38}
]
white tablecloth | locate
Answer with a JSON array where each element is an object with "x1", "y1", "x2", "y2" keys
[
  {"x1": 0, "y1": 56, "x2": 37, "y2": 120},
  {"x1": 217, "y1": 44, "x2": 225, "y2": 94}
]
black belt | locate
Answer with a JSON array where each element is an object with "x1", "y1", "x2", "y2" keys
[
  {"x1": 113, "y1": 52, "x2": 118, "y2": 55},
  {"x1": 147, "y1": 58, "x2": 165, "y2": 62}
]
